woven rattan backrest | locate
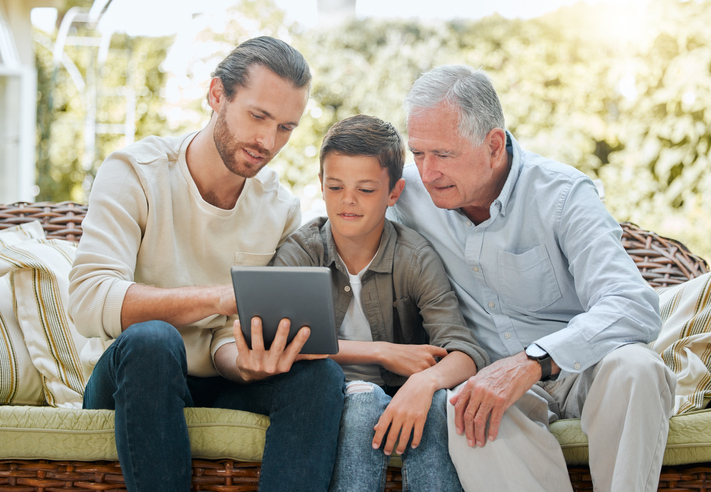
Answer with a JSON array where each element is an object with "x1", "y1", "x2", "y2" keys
[
  {"x1": 0, "y1": 202, "x2": 707, "y2": 289},
  {"x1": 620, "y1": 221, "x2": 709, "y2": 288},
  {"x1": 0, "y1": 202, "x2": 87, "y2": 243}
]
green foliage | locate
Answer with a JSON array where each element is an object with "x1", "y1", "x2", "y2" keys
[
  {"x1": 34, "y1": 10, "x2": 172, "y2": 202},
  {"x1": 35, "y1": 0, "x2": 711, "y2": 260}
]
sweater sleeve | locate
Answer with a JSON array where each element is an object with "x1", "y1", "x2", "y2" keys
[{"x1": 68, "y1": 155, "x2": 148, "y2": 340}]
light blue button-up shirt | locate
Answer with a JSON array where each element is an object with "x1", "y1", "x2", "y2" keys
[{"x1": 389, "y1": 132, "x2": 661, "y2": 378}]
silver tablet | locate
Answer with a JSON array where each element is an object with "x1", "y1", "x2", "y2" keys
[{"x1": 230, "y1": 266, "x2": 339, "y2": 354}]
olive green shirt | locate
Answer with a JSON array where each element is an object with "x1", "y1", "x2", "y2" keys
[{"x1": 273, "y1": 217, "x2": 489, "y2": 387}]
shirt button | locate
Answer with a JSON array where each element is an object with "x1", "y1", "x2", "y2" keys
[
  {"x1": 472, "y1": 266, "x2": 480, "y2": 272},
  {"x1": 466, "y1": 222, "x2": 472, "y2": 227},
  {"x1": 488, "y1": 301, "x2": 495, "y2": 308},
  {"x1": 574, "y1": 362, "x2": 581, "y2": 370},
  {"x1": 344, "y1": 286, "x2": 351, "y2": 292},
  {"x1": 504, "y1": 332, "x2": 511, "y2": 339}
]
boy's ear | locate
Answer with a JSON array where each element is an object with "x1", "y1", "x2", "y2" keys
[
  {"x1": 318, "y1": 173, "x2": 324, "y2": 193},
  {"x1": 387, "y1": 179, "x2": 406, "y2": 206}
]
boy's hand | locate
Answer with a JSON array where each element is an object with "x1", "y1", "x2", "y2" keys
[
  {"x1": 372, "y1": 372, "x2": 436, "y2": 455},
  {"x1": 379, "y1": 343, "x2": 447, "y2": 377},
  {"x1": 232, "y1": 317, "x2": 311, "y2": 381}
]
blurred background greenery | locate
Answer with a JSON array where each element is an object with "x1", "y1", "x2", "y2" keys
[{"x1": 33, "y1": 0, "x2": 711, "y2": 260}]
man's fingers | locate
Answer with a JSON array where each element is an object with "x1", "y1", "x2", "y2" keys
[
  {"x1": 452, "y1": 386, "x2": 472, "y2": 435},
  {"x1": 250, "y1": 317, "x2": 265, "y2": 352},
  {"x1": 462, "y1": 396, "x2": 482, "y2": 446},
  {"x1": 233, "y1": 320, "x2": 251, "y2": 356},
  {"x1": 269, "y1": 319, "x2": 291, "y2": 353},
  {"x1": 488, "y1": 405, "x2": 505, "y2": 442},
  {"x1": 473, "y1": 400, "x2": 492, "y2": 447},
  {"x1": 283, "y1": 326, "x2": 311, "y2": 359}
]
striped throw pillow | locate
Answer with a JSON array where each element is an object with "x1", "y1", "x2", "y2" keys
[
  {"x1": 0, "y1": 222, "x2": 47, "y2": 405},
  {"x1": 0, "y1": 238, "x2": 88, "y2": 408},
  {"x1": 652, "y1": 272, "x2": 711, "y2": 415}
]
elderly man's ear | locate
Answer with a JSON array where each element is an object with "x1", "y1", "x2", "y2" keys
[{"x1": 486, "y1": 128, "x2": 508, "y2": 167}]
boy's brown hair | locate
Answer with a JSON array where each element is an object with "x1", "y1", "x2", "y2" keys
[{"x1": 319, "y1": 115, "x2": 405, "y2": 191}]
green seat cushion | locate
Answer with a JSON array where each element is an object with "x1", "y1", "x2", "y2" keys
[
  {"x1": 0, "y1": 405, "x2": 268, "y2": 462},
  {"x1": 551, "y1": 409, "x2": 711, "y2": 466},
  {"x1": 4, "y1": 405, "x2": 711, "y2": 467}
]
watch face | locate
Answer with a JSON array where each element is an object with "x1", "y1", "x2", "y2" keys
[{"x1": 526, "y1": 344, "x2": 548, "y2": 359}]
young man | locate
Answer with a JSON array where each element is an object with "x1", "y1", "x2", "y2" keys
[
  {"x1": 272, "y1": 114, "x2": 489, "y2": 491},
  {"x1": 68, "y1": 37, "x2": 344, "y2": 492}
]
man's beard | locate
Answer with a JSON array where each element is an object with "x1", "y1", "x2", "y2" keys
[{"x1": 213, "y1": 110, "x2": 273, "y2": 178}]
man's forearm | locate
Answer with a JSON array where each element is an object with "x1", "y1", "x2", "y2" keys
[
  {"x1": 120, "y1": 283, "x2": 233, "y2": 330},
  {"x1": 213, "y1": 342, "x2": 248, "y2": 383}
]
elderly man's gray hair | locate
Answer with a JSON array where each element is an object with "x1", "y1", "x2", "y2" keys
[{"x1": 404, "y1": 65, "x2": 505, "y2": 146}]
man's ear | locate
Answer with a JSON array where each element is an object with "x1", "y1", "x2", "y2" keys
[
  {"x1": 388, "y1": 178, "x2": 406, "y2": 206},
  {"x1": 208, "y1": 77, "x2": 227, "y2": 113},
  {"x1": 486, "y1": 128, "x2": 507, "y2": 167},
  {"x1": 319, "y1": 173, "x2": 324, "y2": 194}
]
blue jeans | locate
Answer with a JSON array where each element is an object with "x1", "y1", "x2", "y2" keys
[
  {"x1": 328, "y1": 382, "x2": 462, "y2": 492},
  {"x1": 83, "y1": 321, "x2": 345, "y2": 492}
]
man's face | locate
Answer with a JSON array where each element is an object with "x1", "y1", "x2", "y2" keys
[
  {"x1": 321, "y1": 153, "x2": 403, "y2": 249},
  {"x1": 407, "y1": 103, "x2": 497, "y2": 212},
  {"x1": 213, "y1": 64, "x2": 309, "y2": 178}
]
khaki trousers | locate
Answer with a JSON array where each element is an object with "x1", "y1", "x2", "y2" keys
[{"x1": 448, "y1": 343, "x2": 676, "y2": 492}]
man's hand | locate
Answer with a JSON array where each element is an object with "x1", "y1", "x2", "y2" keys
[
  {"x1": 449, "y1": 351, "x2": 541, "y2": 447},
  {"x1": 378, "y1": 344, "x2": 448, "y2": 377},
  {"x1": 232, "y1": 316, "x2": 311, "y2": 382},
  {"x1": 372, "y1": 372, "x2": 436, "y2": 456}
]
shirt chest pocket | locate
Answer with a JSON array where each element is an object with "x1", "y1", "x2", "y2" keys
[
  {"x1": 234, "y1": 251, "x2": 275, "y2": 267},
  {"x1": 497, "y1": 245, "x2": 562, "y2": 312}
]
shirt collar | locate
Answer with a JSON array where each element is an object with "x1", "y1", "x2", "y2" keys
[
  {"x1": 322, "y1": 218, "x2": 397, "y2": 275},
  {"x1": 489, "y1": 130, "x2": 523, "y2": 218}
]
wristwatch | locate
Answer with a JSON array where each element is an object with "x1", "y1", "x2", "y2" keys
[{"x1": 525, "y1": 344, "x2": 555, "y2": 382}]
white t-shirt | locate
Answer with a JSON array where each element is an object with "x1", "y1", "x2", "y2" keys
[{"x1": 337, "y1": 256, "x2": 384, "y2": 386}]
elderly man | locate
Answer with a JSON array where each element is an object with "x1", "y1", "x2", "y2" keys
[
  {"x1": 69, "y1": 37, "x2": 344, "y2": 492},
  {"x1": 389, "y1": 65, "x2": 676, "y2": 491}
]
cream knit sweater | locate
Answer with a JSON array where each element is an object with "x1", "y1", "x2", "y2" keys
[{"x1": 68, "y1": 132, "x2": 301, "y2": 377}]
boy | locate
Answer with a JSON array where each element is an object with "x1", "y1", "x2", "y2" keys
[{"x1": 272, "y1": 115, "x2": 488, "y2": 491}]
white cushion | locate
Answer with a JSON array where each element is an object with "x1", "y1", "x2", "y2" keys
[
  {"x1": 0, "y1": 222, "x2": 47, "y2": 406},
  {"x1": 0, "y1": 238, "x2": 88, "y2": 408},
  {"x1": 652, "y1": 272, "x2": 711, "y2": 414}
]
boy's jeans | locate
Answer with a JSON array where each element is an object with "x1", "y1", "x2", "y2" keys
[
  {"x1": 83, "y1": 320, "x2": 345, "y2": 492},
  {"x1": 328, "y1": 381, "x2": 463, "y2": 492}
]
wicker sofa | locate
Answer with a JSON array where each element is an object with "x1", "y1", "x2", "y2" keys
[{"x1": 1, "y1": 201, "x2": 710, "y2": 492}]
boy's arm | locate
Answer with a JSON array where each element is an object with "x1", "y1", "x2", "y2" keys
[
  {"x1": 332, "y1": 340, "x2": 447, "y2": 376},
  {"x1": 372, "y1": 350, "x2": 477, "y2": 456}
]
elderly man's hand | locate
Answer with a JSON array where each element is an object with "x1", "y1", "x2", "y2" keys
[{"x1": 449, "y1": 351, "x2": 542, "y2": 447}]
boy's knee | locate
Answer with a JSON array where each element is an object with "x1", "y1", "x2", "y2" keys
[
  {"x1": 345, "y1": 380, "x2": 377, "y2": 395},
  {"x1": 116, "y1": 320, "x2": 186, "y2": 363}
]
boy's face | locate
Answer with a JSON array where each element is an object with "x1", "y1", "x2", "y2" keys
[{"x1": 321, "y1": 153, "x2": 404, "y2": 248}]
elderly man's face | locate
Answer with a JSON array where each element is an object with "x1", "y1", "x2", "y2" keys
[{"x1": 407, "y1": 103, "x2": 499, "y2": 214}]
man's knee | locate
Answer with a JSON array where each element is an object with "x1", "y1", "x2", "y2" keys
[
  {"x1": 113, "y1": 320, "x2": 187, "y2": 370},
  {"x1": 596, "y1": 343, "x2": 674, "y2": 393}
]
